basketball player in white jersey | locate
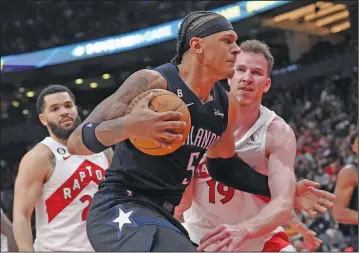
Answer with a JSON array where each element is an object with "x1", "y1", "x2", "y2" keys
[
  {"x1": 13, "y1": 85, "x2": 112, "y2": 251},
  {"x1": 1, "y1": 208, "x2": 18, "y2": 251},
  {"x1": 177, "y1": 40, "x2": 335, "y2": 251}
]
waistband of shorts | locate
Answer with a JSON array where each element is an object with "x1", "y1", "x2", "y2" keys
[
  {"x1": 99, "y1": 185, "x2": 176, "y2": 215},
  {"x1": 126, "y1": 189, "x2": 176, "y2": 215}
]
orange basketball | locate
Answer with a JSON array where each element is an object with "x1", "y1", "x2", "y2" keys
[{"x1": 126, "y1": 89, "x2": 191, "y2": 156}]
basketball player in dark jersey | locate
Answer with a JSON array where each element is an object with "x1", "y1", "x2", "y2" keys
[
  {"x1": 67, "y1": 12, "x2": 285, "y2": 251},
  {"x1": 333, "y1": 136, "x2": 358, "y2": 251}
]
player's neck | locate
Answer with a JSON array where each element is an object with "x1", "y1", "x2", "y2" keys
[
  {"x1": 236, "y1": 102, "x2": 261, "y2": 130},
  {"x1": 49, "y1": 132, "x2": 68, "y2": 146},
  {"x1": 178, "y1": 63, "x2": 218, "y2": 103}
]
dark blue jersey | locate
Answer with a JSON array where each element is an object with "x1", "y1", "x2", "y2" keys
[{"x1": 100, "y1": 63, "x2": 229, "y2": 206}]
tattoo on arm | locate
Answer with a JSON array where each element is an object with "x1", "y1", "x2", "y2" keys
[
  {"x1": 48, "y1": 151, "x2": 56, "y2": 169},
  {"x1": 69, "y1": 69, "x2": 166, "y2": 153}
]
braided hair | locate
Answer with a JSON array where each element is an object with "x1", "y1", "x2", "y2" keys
[{"x1": 171, "y1": 11, "x2": 220, "y2": 65}]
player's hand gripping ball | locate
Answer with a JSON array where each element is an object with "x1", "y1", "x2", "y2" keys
[{"x1": 126, "y1": 89, "x2": 191, "y2": 156}]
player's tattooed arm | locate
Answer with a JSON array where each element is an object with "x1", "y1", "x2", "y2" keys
[{"x1": 68, "y1": 69, "x2": 168, "y2": 155}]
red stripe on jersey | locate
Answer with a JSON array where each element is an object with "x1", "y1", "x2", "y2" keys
[{"x1": 45, "y1": 160, "x2": 105, "y2": 223}]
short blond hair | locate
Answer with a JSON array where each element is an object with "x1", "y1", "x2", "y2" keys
[{"x1": 239, "y1": 40, "x2": 274, "y2": 75}]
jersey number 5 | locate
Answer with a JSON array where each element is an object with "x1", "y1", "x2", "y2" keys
[
  {"x1": 206, "y1": 179, "x2": 234, "y2": 204},
  {"x1": 182, "y1": 152, "x2": 200, "y2": 185}
]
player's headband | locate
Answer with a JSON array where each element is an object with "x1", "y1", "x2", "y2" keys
[{"x1": 183, "y1": 15, "x2": 234, "y2": 52}]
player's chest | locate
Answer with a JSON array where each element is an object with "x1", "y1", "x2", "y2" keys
[{"x1": 46, "y1": 156, "x2": 107, "y2": 193}]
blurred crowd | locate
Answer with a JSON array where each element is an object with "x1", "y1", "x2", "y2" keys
[
  {"x1": 263, "y1": 68, "x2": 358, "y2": 251},
  {"x1": 3, "y1": 1, "x2": 232, "y2": 55}
]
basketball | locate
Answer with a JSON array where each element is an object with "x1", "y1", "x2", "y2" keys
[{"x1": 126, "y1": 89, "x2": 191, "y2": 156}]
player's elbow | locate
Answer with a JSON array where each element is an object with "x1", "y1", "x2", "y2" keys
[{"x1": 332, "y1": 206, "x2": 346, "y2": 223}]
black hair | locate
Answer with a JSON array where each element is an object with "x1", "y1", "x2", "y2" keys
[
  {"x1": 36, "y1": 85, "x2": 76, "y2": 114},
  {"x1": 171, "y1": 11, "x2": 220, "y2": 65}
]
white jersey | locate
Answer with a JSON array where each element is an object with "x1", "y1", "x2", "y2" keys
[
  {"x1": 183, "y1": 106, "x2": 290, "y2": 251},
  {"x1": 33, "y1": 137, "x2": 109, "y2": 251}
]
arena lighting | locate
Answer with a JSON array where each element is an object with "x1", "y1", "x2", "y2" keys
[
  {"x1": 12, "y1": 101, "x2": 19, "y2": 107},
  {"x1": 102, "y1": 73, "x2": 110, "y2": 79},
  {"x1": 22, "y1": 109, "x2": 29, "y2": 115},
  {"x1": 331, "y1": 21, "x2": 351, "y2": 33},
  {"x1": 26, "y1": 91, "x2": 35, "y2": 98},
  {"x1": 18, "y1": 87, "x2": 25, "y2": 93},
  {"x1": 273, "y1": 2, "x2": 349, "y2": 23},
  {"x1": 273, "y1": 4, "x2": 316, "y2": 22},
  {"x1": 316, "y1": 1, "x2": 334, "y2": 8},
  {"x1": 75, "y1": 78, "x2": 83, "y2": 84},
  {"x1": 89, "y1": 82, "x2": 98, "y2": 88},
  {"x1": 315, "y1": 10, "x2": 349, "y2": 27},
  {"x1": 304, "y1": 4, "x2": 347, "y2": 21},
  {"x1": 2, "y1": 1, "x2": 292, "y2": 73}
]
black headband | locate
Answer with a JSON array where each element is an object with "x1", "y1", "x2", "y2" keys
[{"x1": 183, "y1": 15, "x2": 234, "y2": 52}]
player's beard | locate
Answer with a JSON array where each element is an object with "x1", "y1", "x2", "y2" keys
[{"x1": 47, "y1": 116, "x2": 82, "y2": 140}]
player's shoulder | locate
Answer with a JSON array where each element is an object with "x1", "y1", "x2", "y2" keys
[
  {"x1": 124, "y1": 68, "x2": 167, "y2": 91},
  {"x1": 20, "y1": 143, "x2": 54, "y2": 168},
  {"x1": 268, "y1": 116, "x2": 295, "y2": 138},
  {"x1": 337, "y1": 164, "x2": 358, "y2": 180},
  {"x1": 266, "y1": 116, "x2": 296, "y2": 150},
  {"x1": 139, "y1": 68, "x2": 167, "y2": 89}
]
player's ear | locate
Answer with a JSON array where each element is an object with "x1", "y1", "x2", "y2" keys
[
  {"x1": 39, "y1": 114, "x2": 48, "y2": 127},
  {"x1": 263, "y1": 78, "x2": 271, "y2": 93},
  {"x1": 189, "y1": 37, "x2": 203, "y2": 54}
]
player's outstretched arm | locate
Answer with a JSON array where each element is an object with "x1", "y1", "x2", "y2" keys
[
  {"x1": 68, "y1": 69, "x2": 186, "y2": 155},
  {"x1": 332, "y1": 164, "x2": 358, "y2": 224},
  {"x1": 293, "y1": 179, "x2": 335, "y2": 216},
  {"x1": 198, "y1": 119, "x2": 297, "y2": 251},
  {"x1": 206, "y1": 92, "x2": 271, "y2": 197},
  {"x1": 287, "y1": 209, "x2": 322, "y2": 251},
  {"x1": 13, "y1": 144, "x2": 53, "y2": 251}
]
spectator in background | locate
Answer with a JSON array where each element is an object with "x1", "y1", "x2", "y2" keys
[
  {"x1": 314, "y1": 168, "x2": 331, "y2": 191},
  {"x1": 332, "y1": 136, "x2": 358, "y2": 252}
]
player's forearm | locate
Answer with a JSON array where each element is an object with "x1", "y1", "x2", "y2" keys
[
  {"x1": 333, "y1": 208, "x2": 358, "y2": 224},
  {"x1": 207, "y1": 155, "x2": 271, "y2": 197},
  {"x1": 13, "y1": 215, "x2": 34, "y2": 251},
  {"x1": 94, "y1": 116, "x2": 132, "y2": 146},
  {"x1": 240, "y1": 198, "x2": 292, "y2": 239},
  {"x1": 287, "y1": 209, "x2": 303, "y2": 228},
  {"x1": 68, "y1": 116, "x2": 130, "y2": 155}
]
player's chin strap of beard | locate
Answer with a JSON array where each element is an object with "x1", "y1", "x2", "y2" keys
[
  {"x1": 207, "y1": 154, "x2": 271, "y2": 197},
  {"x1": 182, "y1": 15, "x2": 234, "y2": 53}
]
